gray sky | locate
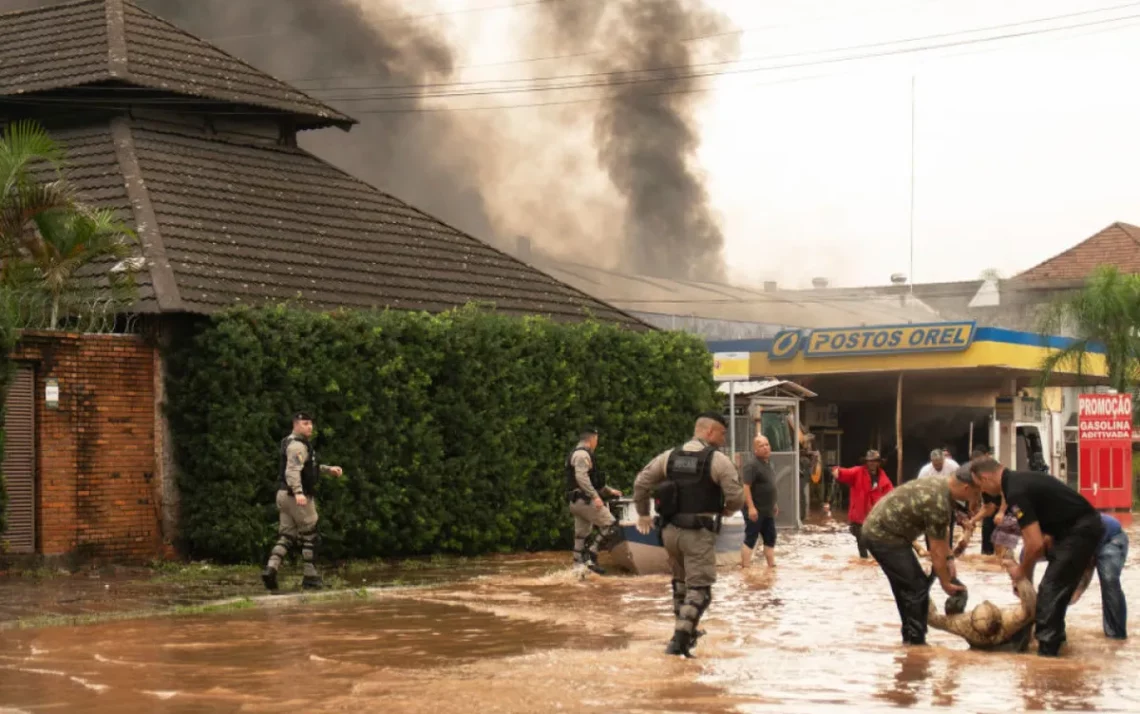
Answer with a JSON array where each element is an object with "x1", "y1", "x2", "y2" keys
[{"x1": 435, "y1": 0, "x2": 1140, "y2": 288}]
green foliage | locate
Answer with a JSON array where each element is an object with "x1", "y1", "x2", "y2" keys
[
  {"x1": 1038, "y1": 265, "x2": 1140, "y2": 395},
  {"x1": 165, "y1": 305, "x2": 716, "y2": 563}
]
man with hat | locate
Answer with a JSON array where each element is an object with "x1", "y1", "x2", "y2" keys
[
  {"x1": 565, "y1": 427, "x2": 623, "y2": 574},
  {"x1": 261, "y1": 411, "x2": 343, "y2": 591},
  {"x1": 633, "y1": 411, "x2": 744, "y2": 657},
  {"x1": 861, "y1": 465, "x2": 974, "y2": 645},
  {"x1": 832, "y1": 450, "x2": 894, "y2": 558}
]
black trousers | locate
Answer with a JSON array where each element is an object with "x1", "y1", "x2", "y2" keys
[
  {"x1": 850, "y1": 523, "x2": 869, "y2": 558},
  {"x1": 981, "y1": 514, "x2": 996, "y2": 555},
  {"x1": 867, "y1": 539, "x2": 932, "y2": 644},
  {"x1": 1035, "y1": 514, "x2": 1105, "y2": 656}
]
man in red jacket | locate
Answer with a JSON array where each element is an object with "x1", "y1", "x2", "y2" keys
[{"x1": 832, "y1": 450, "x2": 894, "y2": 558}]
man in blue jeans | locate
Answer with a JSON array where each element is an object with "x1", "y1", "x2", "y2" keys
[{"x1": 1069, "y1": 514, "x2": 1129, "y2": 639}]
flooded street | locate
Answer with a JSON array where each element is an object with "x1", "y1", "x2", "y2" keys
[{"x1": 1, "y1": 518, "x2": 1137, "y2": 713}]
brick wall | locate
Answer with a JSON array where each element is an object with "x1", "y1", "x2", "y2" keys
[{"x1": 12, "y1": 331, "x2": 162, "y2": 562}]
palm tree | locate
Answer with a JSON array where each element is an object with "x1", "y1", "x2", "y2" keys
[
  {"x1": 10, "y1": 206, "x2": 137, "y2": 330},
  {"x1": 0, "y1": 120, "x2": 72, "y2": 259},
  {"x1": 1037, "y1": 265, "x2": 1140, "y2": 394}
]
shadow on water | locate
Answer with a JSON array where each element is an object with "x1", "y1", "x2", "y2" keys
[{"x1": 1, "y1": 516, "x2": 1137, "y2": 712}]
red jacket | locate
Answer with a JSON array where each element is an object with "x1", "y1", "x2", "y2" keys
[{"x1": 836, "y1": 466, "x2": 894, "y2": 524}]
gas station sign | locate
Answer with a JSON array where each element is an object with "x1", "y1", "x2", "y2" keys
[{"x1": 1077, "y1": 393, "x2": 1133, "y2": 509}]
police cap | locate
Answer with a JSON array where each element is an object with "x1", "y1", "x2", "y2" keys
[
  {"x1": 580, "y1": 426, "x2": 599, "y2": 435},
  {"x1": 293, "y1": 411, "x2": 314, "y2": 422},
  {"x1": 698, "y1": 411, "x2": 728, "y2": 428}
]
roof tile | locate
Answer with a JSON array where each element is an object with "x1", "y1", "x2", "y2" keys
[
  {"x1": 0, "y1": 0, "x2": 353, "y2": 128},
  {"x1": 1017, "y1": 222, "x2": 1140, "y2": 282}
]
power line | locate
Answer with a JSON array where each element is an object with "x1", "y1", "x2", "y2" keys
[
  {"x1": 287, "y1": 1, "x2": 1140, "y2": 94},
  {"x1": 13, "y1": 4, "x2": 1140, "y2": 116},
  {"x1": 285, "y1": 0, "x2": 923, "y2": 84},
  {"x1": 307, "y1": 6, "x2": 1140, "y2": 102}
]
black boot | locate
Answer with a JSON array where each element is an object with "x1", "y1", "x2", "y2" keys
[
  {"x1": 261, "y1": 567, "x2": 279, "y2": 592},
  {"x1": 586, "y1": 552, "x2": 606, "y2": 576},
  {"x1": 301, "y1": 575, "x2": 324, "y2": 591},
  {"x1": 665, "y1": 630, "x2": 694, "y2": 658}
]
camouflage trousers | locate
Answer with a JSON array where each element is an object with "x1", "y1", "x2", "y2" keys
[{"x1": 266, "y1": 490, "x2": 320, "y2": 578}]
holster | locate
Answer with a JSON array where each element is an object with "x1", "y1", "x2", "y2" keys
[{"x1": 567, "y1": 490, "x2": 590, "y2": 504}]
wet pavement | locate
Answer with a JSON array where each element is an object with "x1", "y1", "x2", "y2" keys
[{"x1": 0, "y1": 516, "x2": 1136, "y2": 713}]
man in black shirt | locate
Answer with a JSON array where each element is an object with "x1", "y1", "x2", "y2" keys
[
  {"x1": 741, "y1": 435, "x2": 780, "y2": 568},
  {"x1": 969, "y1": 457, "x2": 1104, "y2": 657}
]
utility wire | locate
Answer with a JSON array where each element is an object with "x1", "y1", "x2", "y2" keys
[
  {"x1": 298, "y1": 1, "x2": 1140, "y2": 97},
  {"x1": 285, "y1": 0, "x2": 923, "y2": 84}
]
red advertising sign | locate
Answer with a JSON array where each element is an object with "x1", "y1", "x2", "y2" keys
[{"x1": 1078, "y1": 393, "x2": 1133, "y2": 510}]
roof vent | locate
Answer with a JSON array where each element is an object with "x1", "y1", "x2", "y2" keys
[
  {"x1": 516, "y1": 235, "x2": 532, "y2": 261},
  {"x1": 811, "y1": 277, "x2": 829, "y2": 289}
]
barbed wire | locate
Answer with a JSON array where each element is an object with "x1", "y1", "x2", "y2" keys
[{"x1": 3, "y1": 290, "x2": 140, "y2": 335}]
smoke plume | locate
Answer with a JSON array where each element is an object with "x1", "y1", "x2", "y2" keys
[
  {"x1": 2, "y1": 0, "x2": 738, "y2": 282},
  {"x1": 534, "y1": 0, "x2": 738, "y2": 282},
  {"x1": 136, "y1": 0, "x2": 497, "y2": 243}
]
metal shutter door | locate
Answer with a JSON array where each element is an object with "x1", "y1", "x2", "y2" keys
[{"x1": 2, "y1": 365, "x2": 35, "y2": 553}]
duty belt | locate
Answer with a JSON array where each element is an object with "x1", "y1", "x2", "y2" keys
[
  {"x1": 666, "y1": 513, "x2": 721, "y2": 533},
  {"x1": 568, "y1": 489, "x2": 592, "y2": 503}
]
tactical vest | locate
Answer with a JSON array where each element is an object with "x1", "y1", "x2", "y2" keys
[
  {"x1": 564, "y1": 446, "x2": 603, "y2": 493},
  {"x1": 665, "y1": 446, "x2": 723, "y2": 514},
  {"x1": 278, "y1": 434, "x2": 320, "y2": 496}
]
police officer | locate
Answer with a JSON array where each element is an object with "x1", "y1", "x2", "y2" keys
[
  {"x1": 633, "y1": 412, "x2": 744, "y2": 657},
  {"x1": 261, "y1": 411, "x2": 343, "y2": 592},
  {"x1": 566, "y1": 427, "x2": 622, "y2": 575}
]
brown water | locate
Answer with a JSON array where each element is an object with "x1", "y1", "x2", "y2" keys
[{"x1": 1, "y1": 519, "x2": 1136, "y2": 713}]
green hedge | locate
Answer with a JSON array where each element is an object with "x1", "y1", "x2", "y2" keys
[{"x1": 165, "y1": 305, "x2": 717, "y2": 563}]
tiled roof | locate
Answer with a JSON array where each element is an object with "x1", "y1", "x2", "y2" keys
[
  {"x1": 50, "y1": 119, "x2": 645, "y2": 327},
  {"x1": 1017, "y1": 222, "x2": 1140, "y2": 282},
  {"x1": 0, "y1": 0, "x2": 353, "y2": 129},
  {"x1": 531, "y1": 256, "x2": 944, "y2": 328}
]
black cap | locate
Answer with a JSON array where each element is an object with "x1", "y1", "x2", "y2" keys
[
  {"x1": 699, "y1": 411, "x2": 728, "y2": 428},
  {"x1": 293, "y1": 411, "x2": 314, "y2": 422},
  {"x1": 580, "y1": 426, "x2": 599, "y2": 435}
]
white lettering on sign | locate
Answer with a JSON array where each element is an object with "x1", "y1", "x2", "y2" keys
[
  {"x1": 1078, "y1": 394, "x2": 1133, "y2": 417},
  {"x1": 1078, "y1": 394, "x2": 1134, "y2": 441}
]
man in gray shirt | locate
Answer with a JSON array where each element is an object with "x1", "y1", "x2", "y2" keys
[{"x1": 741, "y1": 435, "x2": 779, "y2": 568}]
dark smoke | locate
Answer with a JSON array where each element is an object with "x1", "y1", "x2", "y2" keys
[
  {"x1": 135, "y1": 0, "x2": 497, "y2": 243},
  {"x1": 536, "y1": 0, "x2": 738, "y2": 282},
  {"x1": 1, "y1": 0, "x2": 737, "y2": 280}
]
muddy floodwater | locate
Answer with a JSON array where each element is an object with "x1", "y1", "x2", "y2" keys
[{"x1": 2, "y1": 518, "x2": 1137, "y2": 713}]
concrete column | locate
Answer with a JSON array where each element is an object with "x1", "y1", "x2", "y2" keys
[{"x1": 997, "y1": 378, "x2": 1017, "y2": 467}]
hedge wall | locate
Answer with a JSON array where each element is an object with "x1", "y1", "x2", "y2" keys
[{"x1": 165, "y1": 305, "x2": 718, "y2": 563}]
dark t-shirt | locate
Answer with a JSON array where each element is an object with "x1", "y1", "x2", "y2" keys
[
  {"x1": 742, "y1": 455, "x2": 778, "y2": 517},
  {"x1": 1001, "y1": 469, "x2": 1096, "y2": 538}
]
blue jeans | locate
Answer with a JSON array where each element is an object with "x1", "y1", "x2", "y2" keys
[{"x1": 1097, "y1": 532, "x2": 1129, "y2": 639}]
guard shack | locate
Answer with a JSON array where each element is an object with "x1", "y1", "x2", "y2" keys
[
  {"x1": 715, "y1": 377, "x2": 815, "y2": 529},
  {"x1": 709, "y1": 322, "x2": 1108, "y2": 488}
]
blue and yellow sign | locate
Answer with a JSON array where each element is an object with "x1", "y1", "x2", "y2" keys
[{"x1": 769, "y1": 321, "x2": 976, "y2": 359}]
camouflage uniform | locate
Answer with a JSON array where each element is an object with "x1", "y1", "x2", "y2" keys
[
  {"x1": 862, "y1": 477, "x2": 958, "y2": 645},
  {"x1": 262, "y1": 430, "x2": 337, "y2": 591}
]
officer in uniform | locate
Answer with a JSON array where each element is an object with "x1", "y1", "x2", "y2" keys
[
  {"x1": 566, "y1": 427, "x2": 623, "y2": 575},
  {"x1": 261, "y1": 411, "x2": 343, "y2": 591},
  {"x1": 633, "y1": 412, "x2": 744, "y2": 657}
]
